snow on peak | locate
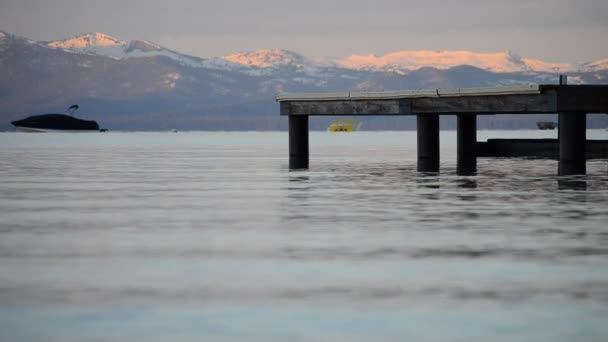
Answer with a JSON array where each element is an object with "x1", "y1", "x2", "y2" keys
[
  {"x1": 338, "y1": 50, "x2": 574, "y2": 73},
  {"x1": 0, "y1": 31, "x2": 10, "y2": 44},
  {"x1": 581, "y1": 58, "x2": 608, "y2": 72},
  {"x1": 126, "y1": 40, "x2": 163, "y2": 53},
  {"x1": 224, "y1": 49, "x2": 310, "y2": 68},
  {"x1": 520, "y1": 58, "x2": 573, "y2": 73},
  {"x1": 46, "y1": 32, "x2": 211, "y2": 68},
  {"x1": 48, "y1": 32, "x2": 126, "y2": 49}
]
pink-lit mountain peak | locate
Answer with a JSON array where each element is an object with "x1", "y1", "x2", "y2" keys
[
  {"x1": 581, "y1": 58, "x2": 608, "y2": 73},
  {"x1": 48, "y1": 32, "x2": 126, "y2": 49},
  {"x1": 45, "y1": 32, "x2": 202, "y2": 66},
  {"x1": 338, "y1": 50, "x2": 573, "y2": 73},
  {"x1": 224, "y1": 49, "x2": 311, "y2": 68}
]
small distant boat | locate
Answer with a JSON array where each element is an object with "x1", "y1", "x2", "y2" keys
[
  {"x1": 328, "y1": 119, "x2": 362, "y2": 132},
  {"x1": 11, "y1": 105, "x2": 101, "y2": 132},
  {"x1": 536, "y1": 121, "x2": 557, "y2": 130}
]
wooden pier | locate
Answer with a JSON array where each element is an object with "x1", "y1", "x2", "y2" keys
[{"x1": 277, "y1": 84, "x2": 608, "y2": 175}]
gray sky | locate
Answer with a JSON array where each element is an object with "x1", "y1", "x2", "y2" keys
[{"x1": 1, "y1": 0, "x2": 607, "y2": 63}]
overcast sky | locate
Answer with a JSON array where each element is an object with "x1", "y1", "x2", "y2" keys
[{"x1": 1, "y1": 0, "x2": 607, "y2": 63}]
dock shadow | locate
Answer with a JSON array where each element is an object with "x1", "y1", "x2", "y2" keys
[{"x1": 557, "y1": 178, "x2": 587, "y2": 191}]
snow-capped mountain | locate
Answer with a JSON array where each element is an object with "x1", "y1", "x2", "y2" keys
[
  {"x1": 47, "y1": 32, "x2": 124, "y2": 50},
  {"x1": 224, "y1": 49, "x2": 314, "y2": 68},
  {"x1": 222, "y1": 49, "x2": 332, "y2": 80},
  {"x1": 41, "y1": 32, "x2": 606, "y2": 75},
  {"x1": 338, "y1": 50, "x2": 574, "y2": 74},
  {"x1": 46, "y1": 32, "x2": 232, "y2": 69},
  {"x1": 46, "y1": 34, "x2": 328, "y2": 75}
]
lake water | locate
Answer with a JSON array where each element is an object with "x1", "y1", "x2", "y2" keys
[{"x1": 1, "y1": 130, "x2": 607, "y2": 341}]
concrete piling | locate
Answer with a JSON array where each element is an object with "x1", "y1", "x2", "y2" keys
[
  {"x1": 289, "y1": 115, "x2": 309, "y2": 169},
  {"x1": 558, "y1": 112, "x2": 586, "y2": 175},
  {"x1": 417, "y1": 114, "x2": 440, "y2": 172},
  {"x1": 457, "y1": 114, "x2": 477, "y2": 175}
]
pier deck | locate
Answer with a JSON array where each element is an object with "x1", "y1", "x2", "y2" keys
[{"x1": 277, "y1": 84, "x2": 608, "y2": 175}]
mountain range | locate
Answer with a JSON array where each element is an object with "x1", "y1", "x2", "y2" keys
[
  {"x1": 40, "y1": 32, "x2": 608, "y2": 74},
  {"x1": 1, "y1": 31, "x2": 607, "y2": 130}
]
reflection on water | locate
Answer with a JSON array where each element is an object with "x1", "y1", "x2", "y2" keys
[
  {"x1": 0, "y1": 131, "x2": 607, "y2": 341},
  {"x1": 558, "y1": 178, "x2": 588, "y2": 191}
]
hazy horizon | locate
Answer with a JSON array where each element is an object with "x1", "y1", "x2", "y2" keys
[{"x1": 1, "y1": 0, "x2": 607, "y2": 64}]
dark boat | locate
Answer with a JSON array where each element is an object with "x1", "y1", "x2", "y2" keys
[
  {"x1": 11, "y1": 105, "x2": 101, "y2": 132},
  {"x1": 536, "y1": 121, "x2": 557, "y2": 130}
]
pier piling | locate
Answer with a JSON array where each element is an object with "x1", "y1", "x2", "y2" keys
[
  {"x1": 417, "y1": 114, "x2": 440, "y2": 172},
  {"x1": 457, "y1": 114, "x2": 477, "y2": 175},
  {"x1": 559, "y1": 112, "x2": 586, "y2": 175},
  {"x1": 289, "y1": 115, "x2": 309, "y2": 169}
]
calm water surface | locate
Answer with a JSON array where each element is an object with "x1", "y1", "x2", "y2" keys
[{"x1": 1, "y1": 131, "x2": 607, "y2": 341}]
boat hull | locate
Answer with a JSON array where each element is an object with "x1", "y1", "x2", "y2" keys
[
  {"x1": 14, "y1": 126, "x2": 99, "y2": 133},
  {"x1": 11, "y1": 113, "x2": 100, "y2": 132}
]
